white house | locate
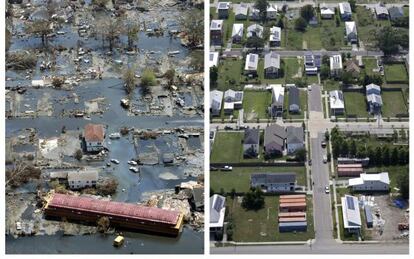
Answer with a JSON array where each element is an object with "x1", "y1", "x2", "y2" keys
[
  {"x1": 224, "y1": 89, "x2": 243, "y2": 109},
  {"x1": 210, "y1": 194, "x2": 226, "y2": 236},
  {"x1": 235, "y1": 3, "x2": 248, "y2": 20},
  {"x1": 269, "y1": 26, "x2": 281, "y2": 47},
  {"x1": 329, "y1": 90, "x2": 345, "y2": 115},
  {"x1": 84, "y1": 124, "x2": 105, "y2": 152},
  {"x1": 244, "y1": 53, "x2": 259, "y2": 75},
  {"x1": 264, "y1": 51, "x2": 281, "y2": 78},
  {"x1": 341, "y1": 195, "x2": 361, "y2": 233},
  {"x1": 348, "y1": 173, "x2": 390, "y2": 191},
  {"x1": 251, "y1": 173, "x2": 296, "y2": 193},
  {"x1": 247, "y1": 24, "x2": 264, "y2": 39},
  {"x1": 209, "y1": 52, "x2": 219, "y2": 68},
  {"x1": 320, "y1": 4, "x2": 335, "y2": 19},
  {"x1": 210, "y1": 90, "x2": 223, "y2": 116},
  {"x1": 249, "y1": 7, "x2": 260, "y2": 21},
  {"x1": 267, "y1": 4, "x2": 278, "y2": 20},
  {"x1": 67, "y1": 169, "x2": 99, "y2": 190},
  {"x1": 345, "y1": 21, "x2": 358, "y2": 44},
  {"x1": 231, "y1": 23, "x2": 244, "y2": 43},
  {"x1": 366, "y1": 83, "x2": 381, "y2": 95},
  {"x1": 375, "y1": 5, "x2": 389, "y2": 20},
  {"x1": 330, "y1": 55, "x2": 343, "y2": 77},
  {"x1": 269, "y1": 84, "x2": 285, "y2": 117},
  {"x1": 339, "y1": 2, "x2": 352, "y2": 20}
]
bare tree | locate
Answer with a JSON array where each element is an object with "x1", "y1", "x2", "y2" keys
[
  {"x1": 96, "y1": 17, "x2": 122, "y2": 51},
  {"x1": 125, "y1": 22, "x2": 139, "y2": 51},
  {"x1": 123, "y1": 66, "x2": 136, "y2": 94},
  {"x1": 25, "y1": 20, "x2": 53, "y2": 47},
  {"x1": 180, "y1": 10, "x2": 203, "y2": 47}
]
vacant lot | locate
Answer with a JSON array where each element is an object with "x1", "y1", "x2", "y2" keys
[
  {"x1": 384, "y1": 64, "x2": 408, "y2": 84},
  {"x1": 381, "y1": 91, "x2": 408, "y2": 117},
  {"x1": 363, "y1": 58, "x2": 380, "y2": 76},
  {"x1": 210, "y1": 166, "x2": 306, "y2": 193},
  {"x1": 210, "y1": 131, "x2": 243, "y2": 163},
  {"x1": 217, "y1": 59, "x2": 244, "y2": 91},
  {"x1": 227, "y1": 196, "x2": 314, "y2": 242},
  {"x1": 343, "y1": 92, "x2": 368, "y2": 117},
  {"x1": 243, "y1": 90, "x2": 272, "y2": 120},
  {"x1": 284, "y1": 58, "x2": 302, "y2": 84}
]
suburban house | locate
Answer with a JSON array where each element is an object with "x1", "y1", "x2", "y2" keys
[
  {"x1": 210, "y1": 194, "x2": 226, "y2": 236},
  {"x1": 348, "y1": 172, "x2": 390, "y2": 191},
  {"x1": 375, "y1": 5, "x2": 389, "y2": 20},
  {"x1": 330, "y1": 54, "x2": 343, "y2": 77},
  {"x1": 286, "y1": 126, "x2": 304, "y2": 154},
  {"x1": 264, "y1": 124, "x2": 286, "y2": 157},
  {"x1": 243, "y1": 128, "x2": 260, "y2": 158},
  {"x1": 339, "y1": 2, "x2": 352, "y2": 20},
  {"x1": 244, "y1": 53, "x2": 259, "y2": 75},
  {"x1": 366, "y1": 83, "x2": 382, "y2": 114},
  {"x1": 217, "y1": 2, "x2": 230, "y2": 19},
  {"x1": 264, "y1": 51, "x2": 281, "y2": 78},
  {"x1": 288, "y1": 86, "x2": 300, "y2": 113},
  {"x1": 210, "y1": 90, "x2": 223, "y2": 116},
  {"x1": 249, "y1": 7, "x2": 260, "y2": 20},
  {"x1": 235, "y1": 3, "x2": 248, "y2": 20},
  {"x1": 223, "y1": 89, "x2": 243, "y2": 114},
  {"x1": 388, "y1": 6, "x2": 404, "y2": 21},
  {"x1": 345, "y1": 21, "x2": 358, "y2": 44},
  {"x1": 269, "y1": 26, "x2": 281, "y2": 47},
  {"x1": 231, "y1": 23, "x2": 244, "y2": 43},
  {"x1": 320, "y1": 4, "x2": 335, "y2": 19},
  {"x1": 304, "y1": 52, "x2": 321, "y2": 75},
  {"x1": 251, "y1": 173, "x2": 296, "y2": 193},
  {"x1": 269, "y1": 84, "x2": 285, "y2": 117},
  {"x1": 210, "y1": 20, "x2": 224, "y2": 45},
  {"x1": 67, "y1": 169, "x2": 99, "y2": 190},
  {"x1": 209, "y1": 52, "x2": 219, "y2": 68},
  {"x1": 267, "y1": 4, "x2": 278, "y2": 20},
  {"x1": 329, "y1": 90, "x2": 345, "y2": 115},
  {"x1": 344, "y1": 59, "x2": 361, "y2": 77},
  {"x1": 247, "y1": 24, "x2": 264, "y2": 39},
  {"x1": 341, "y1": 195, "x2": 362, "y2": 233},
  {"x1": 84, "y1": 123, "x2": 105, "y2": 152}
]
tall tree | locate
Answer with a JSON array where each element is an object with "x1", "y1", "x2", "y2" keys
[
  {"x1": 210, "y1": 66, "x2": 218, "y2": 87},
  {"x1": 391, "y1": 147, "x2": 399, "y2": 165},
  {"x1": 374, "y1": 146, "x2": 382, "y2": 166},
  {"x1": 25, "y1": 20, "x2": 53, "y2": 47},
  {"x1": 376, "y1": 26, "x2": 400, "y2": 56},
  {"x1": 294, "y1": 17, "x2": 307, "y2": 32},
  {"x1": 398, "y1": 169, "x2": 409, "y2": 199},
  {"x1": 300, "y1": 5, "x2": 314, "y2": 22},
  {"x1": 125, "y1": 22, "x2": 139, "y2": 51},
  {"x1": 382, "y1": 146, "x2": 390, "y2": 166},
  {"x1": 254, "y1": 0, "x2": 269, "y2": 23},
  {"x1": 348, "y1": 0, "x2": 356, "y2": 12},
  {"x1": 123, "y1": 66, "x2": 136, "y2": 94}
]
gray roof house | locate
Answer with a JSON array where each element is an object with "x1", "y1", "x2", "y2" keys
[
  {"x1": 210, "y1": 194, "x2": 226, "y2": 232},
  {"x1": 251, "y1": 173, "x2": 296, "y2": 193},
  {"x1": 367, "y1": 94, "x2": 383, "y2": 114},
  {"x1": 224, "y1": 89, "x2": 244, "y2": 111},
  {"x1": 345, "y1": 21, "x2": 358, "y2": 44},
  {"x1": 286, "y1": 126, "x2": 304, "y2": 154},
  {"x1": 388, "y1": 6, "x2": 404, "y2": 21},
  {"x1": 269, "y1": 26, "x2": 281, "y2": 47},
  {"x1": 210, "y1": 90, "x2": 223, "y2": 116},
  {"x1": 244, "y1": 53, "x2": 259, "y2": 75},
  {"x1": 210, "y1": 20, "x2": 224, "y2": 45},
  {"x1": 249, "y1": 7, "x2": 260, "y2": 21},
  {"x1": 243, "y1": 128, "x2": 260, "y2": 158},
  {"x1": 235, "y1": 3, "x2": 248, "y2": 20},
  {"x1": 264, "y1": 51, "x2": 281, "y2": 78},
  {"x1": 288, "y1": 86, "x2": 300, "y2": 113},
  {"x1": 264, "y1": 124, "x2": 286, "y2": 157},
  {"x1": 247, "y1": 24, "x2": 264, "y2": 39},
  {"x1": 375, "y1": 5, "x2": 389, "y2": 19},
  {"x1": 217, "y1": 2, "x2": 231, "y2": 19}
]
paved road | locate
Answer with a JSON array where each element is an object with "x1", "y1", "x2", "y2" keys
[
  {"x1": 308, "y1": 85, "x2": 322, "y2": 112},
  {"x1": 221, "y1": 49, "x2": 384, "y2": 57}
]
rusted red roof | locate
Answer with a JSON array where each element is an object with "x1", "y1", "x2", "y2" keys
[
  {"x1": 84, "y1": 124, "x2": 104, "y2": 142},
  {"x1": 48, "y1": 193, "x2": 180, "y2": 225}
]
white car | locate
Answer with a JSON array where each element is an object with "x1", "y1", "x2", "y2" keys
[
  {"x1": 308, "y1": 85, "x2": 312, "y2": 91},
  {"x1": 110, "y1": 159, "x2": 120, "y2": 164},
  {"x1": 129, "y1": 167, "x2": 140, "y2": 173},
  {"x1": 323, "y1": 155, "x2": 327, "y2": 163},
  {"x1": 128, "y1": 160, "x2": 138, "y2": 166},
  {"x1": 222, "y1": 166, "x2": 233, "y2": 171},
  {"x1": 325, "y1": 186, "x2": 330, "y2": 194}
]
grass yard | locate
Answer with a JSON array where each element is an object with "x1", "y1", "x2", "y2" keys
[
  {"x1": 226, "y1": 196, "x2": 314, "y2": 242},
  {"x1": 343, "y1": 92, "x2": 368, "y2": 117},
  {"x1": 242, "y1": 90, "x2": 272, "y2": 120},
  {"x1": 384, "y1": 63, "x2": 408, "y2": 83},
  {"x1": 355, "y1": 6, "x2": 390, "y2": 49},
  {"x1": 320, "y1": 17, "x2": 347, "y2": 51},
  {"x1": 362, "y1": 58, "x2": 380, "y2": 76},
  {"x1": 323, "y1": 79, "x2": 341, "y2": 91},
  {"x1": 284, "y1": 89, "x2": 308, "y2": 120},
  {"x1": 217, "y1": 59, "x2": 244, "y2": 91},
  {"x1": 211, "y1": 166, "x2": 307, "y2": 193},
  {"x1": 381, "y1": 91, "x2": 408, "y2": 117},
  {"x1": 302, "y1": 26, "x2": 323, "y2": 50},
  {"x1": 210, "y1": 132, "x2": 243, "y2": 163},
  {"x1": 284, "y1": 58, "x2": 302, "y2": 84},
  {"x1": 285, "y1": 18, "x2": 303, "y2": 50}
]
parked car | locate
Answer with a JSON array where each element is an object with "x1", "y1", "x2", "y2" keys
[
  {"x1": 224, "y1": 126, "x2": 233, "y2": 130},
  {"x1": 321, "y1": 141, "x2": 327, "y2": 148},
  {"x1": 308, "y1": 159, "x2": 312, "y2": 166},
  {"x1": 323, "y1": 155, "x2": 327, "y2": 163},
  {"x1": 128, "y1": 160, "x2": 138, "y2": 166},
  {"x1": 110, "y1": 159, "x2": 120, "y2": 164},
  {"x1": 222, "y1": 165, "x2": 233, "y2": 171},
  {"x1": 325, "y1": 186, "x2": 330, "y2": 194},
  {"x1": 129, "y1": 167, "x2": 140, "y2": 173}
]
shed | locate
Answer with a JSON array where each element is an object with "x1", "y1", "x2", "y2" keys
[
  {"x1": 364, "y1": 205, "x2": 373, "y2": 228},
  {"x1": 279, "y1": 221, "x2": 307, "y2": 232}
]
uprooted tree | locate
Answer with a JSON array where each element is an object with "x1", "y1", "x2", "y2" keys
[{"x1": 180, "y1": 10, "x2": 204, "y2": 47}]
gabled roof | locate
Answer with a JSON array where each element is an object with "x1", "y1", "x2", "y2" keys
[
  {"x1": 375, "y1": 5, "x2": 389, "y2": 16},
  {"x1": 366, "y1": 83, "x2": 381, "y2": 93},
  {"x1": 251, "y1": 173, "x2": 296, "y2": 185},
  {"x1": 245, "y1": 53, "x2": 259, "y2": 71},
  {"x1": 244, "y1": 128, "x2": 260, "y2": 145},
  {"x1": 267, "y1": 4, "x2": 278, "y2": 12},
  {"x1": 367, "y1": 94, "x2": 383, "y2": 105},
  {"x1": 286, "y1": 126, "x2": 303, "y2": 145},
  {"x1": 269, "y1": 26, "x2": 281, "y2": 42},
  {"x1": 209, "y1": 52, "x2": 219, "y2": 68},
  {"x1": 68, "y1": 170, "x2": 99, "y2": 182},
  {"x1": 345, "y1": 59, "x2": 361, "y2": 74},
  {"x1": 264, "y1": 124, "x2": 286, "y2": 149},
  {"x1": 84, "y1": 124, "x2": 104, "y2": 142},
  {"x1": 330, "y1": 55, "x2": 343, "y2": 70},
  {"x1": 349, "y1": 172, "x2": 390, "y2": 186},
  {"x1": 224, "y1": 89, "x2": 243, "y2": 102},
  {"x1": 210, "y1": 90, "x2": 223, "y2": 110},
  {"x1": 288, "y1": 86, "x2": 300, "y2": 107},
  {"x1": 339, "y1": 2, "x2": 352, "y2": 14},
  {"x1": 321, "y1": 4, "x2": 335, "y2": 15},
  {"x1": 341, "y1": 195, "x2": 361, "y2": 229},
  {"x1": 247, "y1": 24, "x2": 264, "y2": 38},
  {"x1": 264, "y1": 51, "x2": 281, "y2": 69},
  {"x1": 270, "y1": 84, "x2": 285, "y2": 106},
  {"x1": 329, "y1": 90, "x2": 345, "y2": 109},
  {"x1": 210, "y1": 194, "x2": 226, "y2": 227},
  {"x1": 235, "y1": 3, "x2": 248, "y2": 16},
  {"x1": 232, "y1": 23, "x2": 244, "y2": 38},
  {"x1": 211, "y1": 20, "x2": 223, "y2": 31},
  {"x1": 217, "y1": 2, "x2": 230, "y2": 10},
  {"x1": 345, "y1": 21, "x2": 357, "y2": 36},
  {"x1": 388, "y1": 6, "x2": 404, "y2": 20}
]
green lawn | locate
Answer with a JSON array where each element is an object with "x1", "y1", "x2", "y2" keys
[
  {"x1": 323, "y1": 79, "x2": 341, "y2": 91},
  {"x1": 242, "y1": 90, "x2": 272, "y2": 120},
  {"x1": 226, "y1": 196, "x2": 314, "y2": 242},
  {"x1": 362, "y1": 58, "x2": 380, "y2": 76},
  {"x1": 211, "y1": 166, "x2": 306, "y2": 193},
  {"x1": 285, "y1": 18, "x2": 304, "y2": 50},
  {"x1": 381, "y1": 91, "x2": 408, "y2": 117},
  {"x1": 284, "y1": 58, "x2": 302, "y2": 84},
  {"x1": 302, "y1": 25, "x2": 323, "y2": 50},
  {"x1": 284, "y1": 89, "x2": 308, "y2": 120},
  {"x1": 320, "y1": 16, "x2": 347, "y2": 51},
  {"x1": 384, "y1": 63, "x2": 408, "y2": 83},
  {"x1": 343, "y1": 92, "x2": 368, "y2": 117},
  {"x1": 217, "y1": 59, "x2": 244, "y2": 91},
  {"x1": 211, "y1": 132, "x2": 243, "y2": 163},
  {"x1": 355, "y1": 6, "x2": 391, "y2": 49}
]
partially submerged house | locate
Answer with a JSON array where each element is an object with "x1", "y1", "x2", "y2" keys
[
  {"x1": 251, "y1": 173, "x2": 297, "y2": 193},
  {"x1": 244, "y1": 53, "x2": 259, "y2": 75},
  {"x1": 341, "y1": 195, "x2": 361, "y2": 233},
  {"x1": 210, "y1": 194, "x2": 226, "y2": 236},
  {"x1": 264, "y1": 124, "x2": 286, "y2": 157},
  {"x1": 269, "y1": 84, "x2": 285, "y2": 117},
  {"x1": 269, "y1": 26, "x2": 281, "y2": 47},
  {"x1": 68, "y1": 169, "x2": 99, "y2": 190},
  {"x1": 210, "y1": 20, "x2": 224, "y2": 45},
  {"x1": 329, "y1": 90, "x2": 345, "y2": 115},
  {"x1": 339, "y1": 2, "x2": 352, "y2": 20},
  {"x1": 217, "y1": 2, "x2": 231, "y2": 19},
  {"x1": 288, "y1": 86, "x2": 300, "y2": 113},
  {"x1": 243, "y1": 128, "x2": 260, "y2": 158},
  {"x1": 286, "y1": 126, "x2": 304, "y2": 154},
  {"x1": 235, "y1": 3, "x2": 248, "y2": 20},
  {"x1": 345, "y1": 21, "x2": 358, "y2": 44},
  {"x1": 210, "y1": 90, "x2": 223, "y2": 116},
  {"x1": 247, "y1": 24, "x2": 264, "y2": 39},
  {"x1": 264, "y1": 51, "x2": 281, "y2": 78},
  {"x1": 348, "y1": 172, "x2": 390, "y2": 191},
  {"x1": 231, "y1": 23, "x2": 244, "y2": 43},
  {"x1": 84, "y1": 124, "x2": 105, "y2": 152},
  {"x1": 330, "y1": 55, "x2": 343, "y2": 77}
]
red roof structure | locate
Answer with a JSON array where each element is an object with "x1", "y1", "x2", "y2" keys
[
  {"x1": 84, "y1": 124, "x2": 104, "y2": 142},
  {"x1": 48, "y1": 193, "x2": 180, "y2": 225}
]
